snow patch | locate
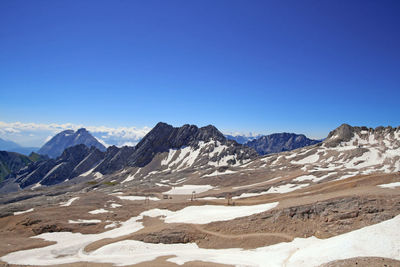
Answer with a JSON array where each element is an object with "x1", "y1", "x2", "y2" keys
[
  {"x1": 122, "y1": 168, "x2": 141, "y2": 184},
  {"x1": 265, "y1": 183, "x2": 309, "y2": 194},
  {"x1": 202, "y1": 169, "x2": 237, "y2": 178},
  {"x1": 378, "y1": 182, "x2": 400, "y2": 189},
  {"x1": 88, "y1": 209, "x2": 109, "y2": 214},
  {"x1": 117, "y1": 196, "x2": 160, "y2": 201},
  {"x1": 142, "y1": 202, "x2": 278, "y2": 224},
  {"x1": 68, "y1": 219, "x2": 101, "y2": 224},
  {"x1": 13, "y1": 208, "x2": 34, "y2": 216},
  {"x1": 60, "y1": 197, "x2": 80, "y2": 207},
  {"x1": 292, "y1": 154, "x2": 319, "y2": 165},
  {"x1": 4, "y1": 209, "x2": 400, "y2": 267},
  {"x1": 93, "y1": 172, "x2": 103, "y2": 180},
  {"x1": 165, "y1": 184, "x2": 214, "y2": 195}
]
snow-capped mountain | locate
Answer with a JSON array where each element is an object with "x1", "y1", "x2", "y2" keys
[
  {"x1": 245, "y1": 133, "x2": 321, "y2": 155},
  {"x1": 1, "y1": 122, "x2": 258, "y2": 192},
  {"x1": 38, "y1": 128, "x2": 106, "y2": 158}
]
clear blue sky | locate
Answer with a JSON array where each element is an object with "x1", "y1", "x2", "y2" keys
[{"x1": 1, "y1": 0, "x2": 399, "y2": 138}]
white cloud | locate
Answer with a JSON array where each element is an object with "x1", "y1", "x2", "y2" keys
[
  {"x1": 222, "y1": 131, "x2": 261, "y2": 138},
  {"x1": 0, "y1": 121, "x2": 151, "y2": 147},
  {"x1": 121, "y1": 141, "x2": 137, "y2": 147},
  {"x1": 4, "y1": 127, "x2": 21, "y2": 133}
]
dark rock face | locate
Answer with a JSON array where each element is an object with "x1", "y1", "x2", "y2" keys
[
  {"x1": 126, "y1": 122, "x2": 255, "y2": 168},
  {"x1": 245, "y1": 133, "x2": 321, "y2": 155},
  {"x1": 11, "y1": 144, "x2": 104, "y2": 188},
  {"x1": 38, "y1": 128, "x2": 106, "y2": 158},
  {"x1": 94, "y1": 145, "x2": 136, "y2": 175},
  {"x1": 0, "y1": 151, "x2": 32, "y2": 181},
  {"x1": 15, "y1": 159, "x2": 58, "y2": 188}
]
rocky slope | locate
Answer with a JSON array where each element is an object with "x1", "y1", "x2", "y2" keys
[
  {"x1": 1, "y1": 145, "x2": 104, "y2": 191},
  {"x1": 38, "y1": 128, "x2": 106, "y2": 158},
  {"x1": 0, "y1": 151, "x2": 47, "y2": 181},
  {"x1": 245, "y1": 132, "x2": 321, "y2": 155},
  {"x1": 0, "y1": 151, "x2": 32, "y2": 181},
  {"x1": 231, "y1": 124, "x2": 400, "y2": 198}
]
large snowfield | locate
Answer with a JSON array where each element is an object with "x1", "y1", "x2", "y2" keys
[{"x1": 2, "y1": 203, "x2": 400, "y2": 267}]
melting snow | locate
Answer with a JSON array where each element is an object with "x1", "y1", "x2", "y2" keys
[
  {"x1": 31, "y1": 183, "x2": 41, "y2": 190},
  {"x1": 378, "y1": 182, "x2": 400, "y2": 189},
  {"x1": 265, "y1": 183, "x2": 309, "y2": 194},
  {"x1": 232, "y1": 183, "x2": 309, "y2": 199},
  {"x1": 13, "y1": 208, "x2": 34, "y2": 216},
  {"x1": 293, "y1": 175, "x2": 317, "y2": 182},
  {"x1": 117, "y1": 196, "x2": 160, "y2": 201},
  {"x1": 60, "y1": 197, "x2": 80, "y2": 207},
  {"x1": 89, "y1": 209, "x2": 109, "y2": 214},
  {"x1": 164, "y1": 184, "x2": 214, "y2": 195},
  {"x1": 104, "y1": 222, "x2": 118, "y2": 229},
  {"x1": 93, "y1": 172, "x2": 103, "y2": 180},
  {"x1": 292, "y1": 154, "x2": 319, "y2": 165},
  {"x1": 43, "y1": 163, "x2": 64, "y2": 179},
  {"x1": 122, "y1": 168, "x2": 141, "y2": 184},
  {"x1": 142, "y1": 202, "x2": 278, "y2": 224},
  {"x1": 3, "y1": 208, "x2": 400, "y2": 266},
  {"x1": 80, "y1": 166, "x2": 96, "y2": 177},
  {"x1": 202, "y1": 170, "x2": 237, "y2": 177},
  {"x1": 68, "y1": 219, "x2": 101, "y2": 224}
]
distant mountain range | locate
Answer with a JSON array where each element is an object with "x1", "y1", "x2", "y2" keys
[
  {"x1": 244, "y1": 133, "x2": 322, "y2": 155},
  {"x1": 0, "y1": 126, "x2": 324, "y2": 190},
  {"x1": 0, "y1": 151, "x2": 47, "y2": 181},
  {"x1": 1, "y1": 122, "x2": 400, "y2": 196},
  {"x1": 38, "y1": 128, "x2": 106, "y2": 158},
  {"x1": 224, "y1": 134, "x2": 261, "y2": 144},
  {"x1": 0, "y1": 122, "x2": 258, "y2": 192},
  {"x1": 0, "y1": 138, "x2": 39, "y2": 156}
]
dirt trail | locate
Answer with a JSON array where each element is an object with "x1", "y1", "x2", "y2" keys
[{"x1": 193, "y1": 224, "x2": 294, "y2": 241}]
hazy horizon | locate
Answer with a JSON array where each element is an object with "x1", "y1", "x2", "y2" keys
[{"x1": 1, "y1": 120, "x2": 399, "y2": 148}]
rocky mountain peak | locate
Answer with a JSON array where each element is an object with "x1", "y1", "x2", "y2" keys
[
  {"x1": 324, "y1": 124, "x2": 400, "y2": 148},
  {"x1": 76, "y1": 128, "x2": 88, "y2": 134},
  {"x1": 128, "y1": 122, "x2": 230, "y2": 167},
  {"x1": 245, "y1": 132, "x2": 321, "y2": 155},
  {"x1": 38, "y1": 128, "x2": 106, "y2": 158},
  {"x1": 197, "y1": 125, "x2": 226, "y2": 142},
  {"x1": 58, "y1": 144, "x2": 90, "y2": 163},
  {"x1": 326, "y1": 124, "x2": 354, "y2": 143}
]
